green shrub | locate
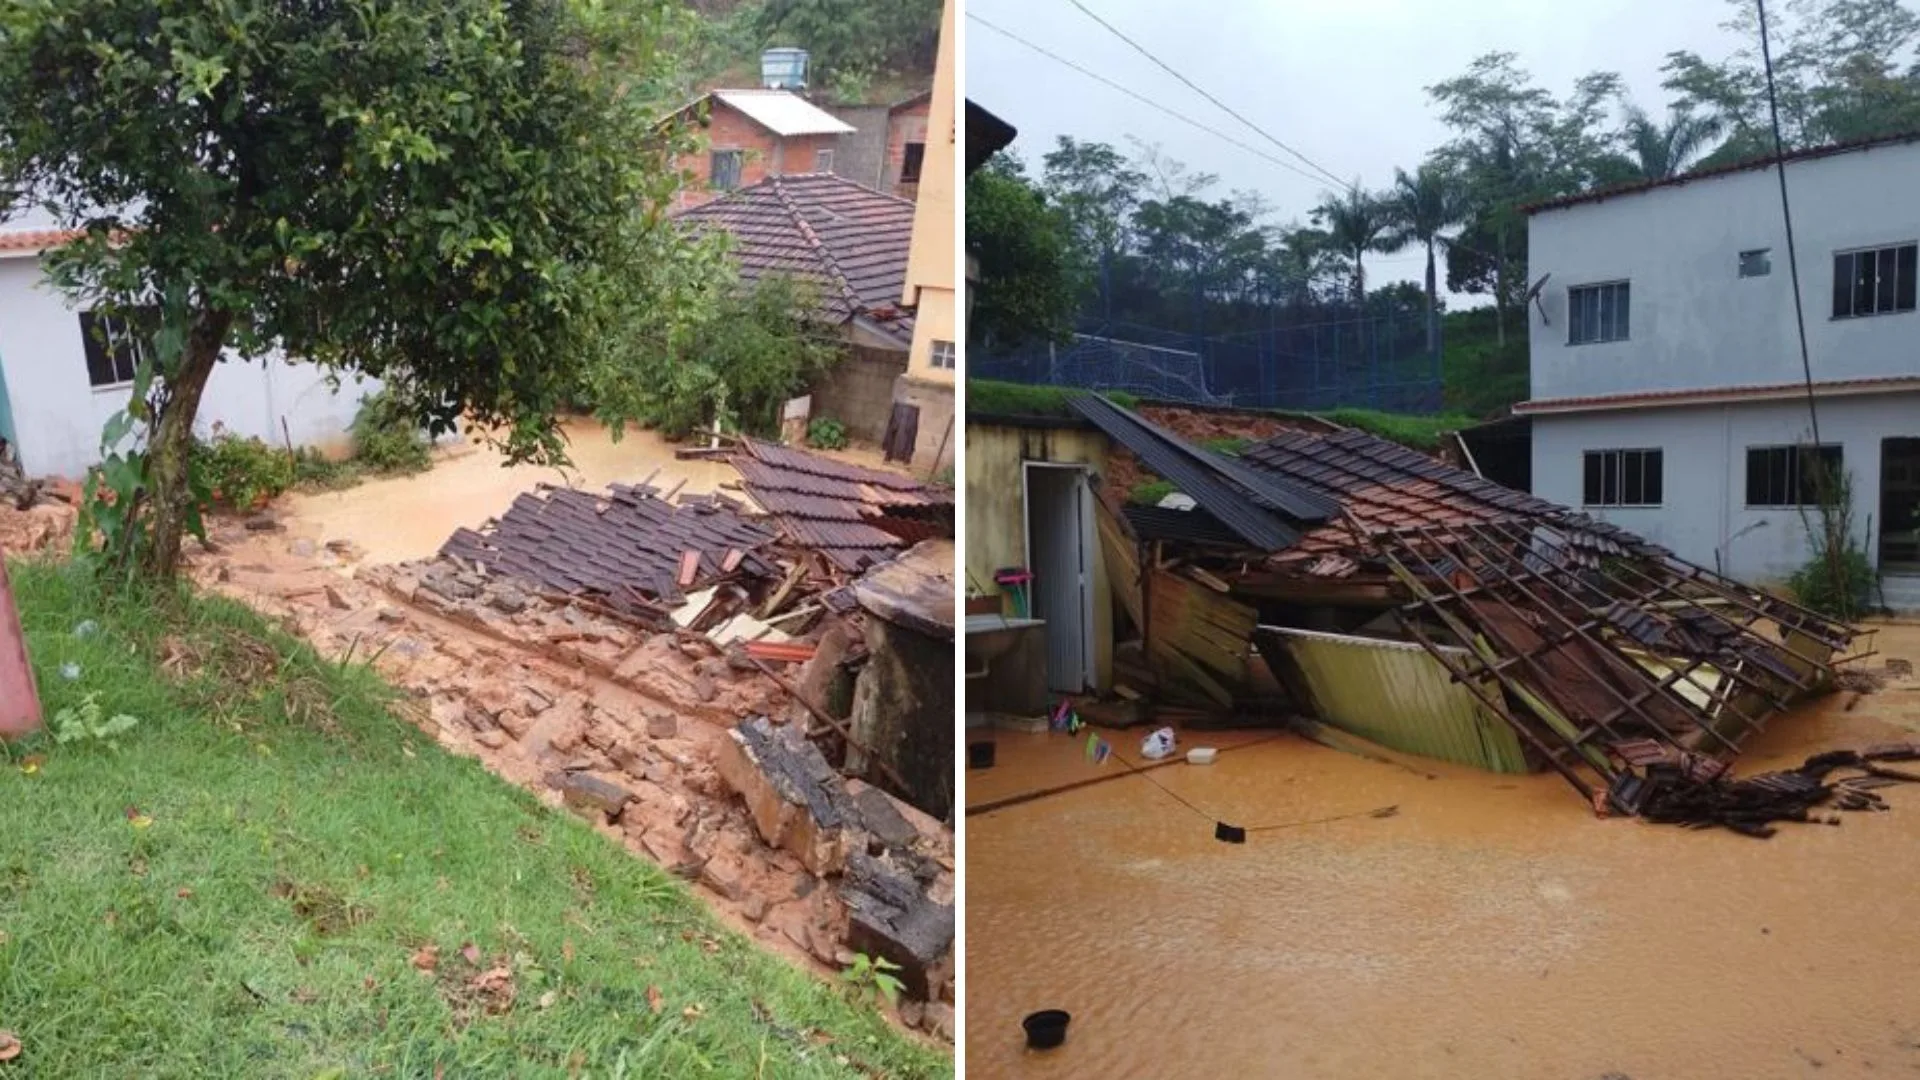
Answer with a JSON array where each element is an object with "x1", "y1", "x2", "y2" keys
[
  {"x1": 196, "y1": 433, "x2": 295, "y2": 509},
  {"x1": 1201, "y1": 436, "x2": 1251, "y2": 456},
  {"x1": 350, "y1": 391, "x2": 432, "y2": 475},
  {"x1": 291, "y1": 447, "x2": 361, "y2": 491},
  {"x1": 1788, "y1": 460, "x2": 1876, "y2": 620},
  {"x1": 1129, "y1": 479, "x2": 1175, "y2": 506},
  {"x1": 966, "y1": 379, "x2": 1137, "y2": 418},
  {"x1": 807, "y1": 416, "x2": 848, "y2": 451}
]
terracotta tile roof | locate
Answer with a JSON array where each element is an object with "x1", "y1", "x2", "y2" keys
[
  {"x1": 674, "y1": 173, "x2": 916, "y2": 345},
  {"x1": 732, "y1": 439, "x2": 952, "y2": 573},
  {"x1": 1526, "y1": 129, "x2": 1920, "y2": 215},
  {"x1": 439, "y1": 481, "x2": 777, "y2": 615},
  {"x1": 1513, "y1": 374, "x2": 1920, "y2": 416},
  {"x1": 0, "y1": 228, "x2": 79, "y2": 255}
]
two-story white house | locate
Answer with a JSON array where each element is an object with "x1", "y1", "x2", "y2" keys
[{"x1": 1519, "y1": 132, "x2": 1920, "y2": 609}]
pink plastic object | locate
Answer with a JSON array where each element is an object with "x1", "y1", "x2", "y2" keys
[{"x1": 0, "y1": 557, "x2": 43, "y2": 738}]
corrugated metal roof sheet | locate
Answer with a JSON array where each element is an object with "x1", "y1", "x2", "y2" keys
[
  {"x1": 1123, "y1": 505, "x2": 1244, "y2": 546},
  {"x1": 1256, "y1": 626, "x2": 1531, "y2": 774},
  {"x1": 713, "y1": 89, "x2": 857, "y2": 136}
]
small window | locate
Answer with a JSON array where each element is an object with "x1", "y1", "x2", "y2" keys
[
  {"x1": 900, "y1": 142, "x2": 925, "y2": 184},
  {"x1": 710, "y1": 150, "x2": 743, "y2": 191},
  {"x1": 929, "y1": 339, "x2": 955, "y2": 370},
  {"x1": 78, "y1": 309, "x2": 152, "y2": 388},
  {"x1": 1582, "y1": 448, "x2": 1663, "y2": 507},
  {"x1": 1832, "y1": 243, "x2": 1917, "y2": 318},
  {"x1": 1568, "y1": 282, "x2": 1630, "y2": 345},
  {"x1": 1745, "y1": 444, "x2": 1843, "y2": 507},
  {"x1": 814, "y1": 148, "x2": 834, "y2": 173},
  {"x1": 1739, "y1": 249, "x2": 1772, "y2": 278}
]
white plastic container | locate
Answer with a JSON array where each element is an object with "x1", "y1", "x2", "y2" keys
[{"x1": 1187, "y1": 747, "x2": 1218, "y2": 766}]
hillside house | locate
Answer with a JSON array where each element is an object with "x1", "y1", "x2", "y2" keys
[
  {"x1": 824, "y1": 90, "x2": 932, "y2": 201},
  {"x1": 666, "y1": 89, "x2": 855, "y2": 211},
  {"x1": 1521, "y1": 132, "x2": 1920, "y2": 610},
  {"x1": 0, "y1": 213, "x2": 373, "y2": 480}
]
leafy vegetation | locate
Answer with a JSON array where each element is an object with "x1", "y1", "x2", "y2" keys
[
  {"x1": 0, "y1": 561, "x2": 949, "y2": 1078},
  {"x1": 966, "y1": 156, "x2": 1080, "y2": 351},
  {"x1": 1200, "y1": 436, "x2": 1251, "y2": 456},
  {"x1": 1129, "y1": 480, "x2": 1176, "y2": 506},
  {"x1": 806, "y1": 416, "x2": 849, "y2": 451},
  {"x1": 1316, "y1": 408, "x2": 1476, "y2": 452},
  {"x1": 349, "y1": 390, "x2": 434, "y2": 476},
  {"x1": 196, "y1": 434, "x2": 297, "y2": 511},
  {"x1": 966, "y1": 379, "x2": 1136, "y2": 418},
  {"x1": 1790, "y1": 462, "x2": 1878, "y2": 619},
  {"x1": 840, "y1": 953, "x2": 905, "y2": 1008},
  {"x1": 1, "y1": 0, "x2": 704, "y2": 581},
  {"x1": 749, "y1": 0, "x2": 940, "y2": 93},
  {"x1": 586, "y1": 271, "x2": 843, "y2": 441}
]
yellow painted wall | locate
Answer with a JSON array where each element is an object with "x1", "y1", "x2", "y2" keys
[
  {"x1": 965, "y1": 422, "x2": 1114, "y2": 690},
  {"x1": 901, "y1": 0, "x2": 955, "y2": 386}
]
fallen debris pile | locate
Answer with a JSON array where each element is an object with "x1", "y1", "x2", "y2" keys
[
  {"x1": 732, "y1": 438, "x2": 953, "y2": 574},
  {"x1": 1065, "y1": 394, "x2": 1862, "y2": 812},
  {"x1": 0, "y1": 447, "x2": 78, "y2": 554},
  {"x1": 1632, "y1": 744, "x2": 1920, "y2": 837}
]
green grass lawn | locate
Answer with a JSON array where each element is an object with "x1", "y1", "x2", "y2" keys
[{"x1": 0, "y1": 561, "x2": 949, "y2": 1079}]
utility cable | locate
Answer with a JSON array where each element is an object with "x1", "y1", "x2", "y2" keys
[
  {"x1": 966, "y1": 13, "x2": 1331, "y2": 189},
  {"x1": 1101, "y1": 740, "x2": 1397, "y2": 842},
  {"x1": 1061, "y1": 0, "x2": 1350, "y2": 190}
]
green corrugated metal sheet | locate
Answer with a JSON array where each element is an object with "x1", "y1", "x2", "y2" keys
[{"x1": 1261, "y1": 626, "x2": 1533, "y2": 774}]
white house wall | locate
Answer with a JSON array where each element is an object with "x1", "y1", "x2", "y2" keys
[
  {"x1": 1527, "y1": 140, "x2": 1920, "y2": 401},
  {"x1": 1532, "y1": 391, "x2": 1920, "y2": 583},
  {"x1": 0, "y1": 254, "x2": 375, "y2": 479}
]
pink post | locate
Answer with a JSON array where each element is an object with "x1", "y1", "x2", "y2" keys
[{"x1": 0, "y1": 556, "x2": 42, "y2": 738}]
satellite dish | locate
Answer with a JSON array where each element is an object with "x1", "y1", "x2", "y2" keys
[{"x1": 1527, "y1": 272, "x2": 1552, "y2": 326}]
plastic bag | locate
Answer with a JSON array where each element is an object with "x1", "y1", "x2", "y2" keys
[{"x1": 1140, "y1": 726, "x2": 1177, "y2": 760}]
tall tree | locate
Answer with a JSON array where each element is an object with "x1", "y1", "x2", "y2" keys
[
  {"x1": 1312, "y1": 184, "x2": 1397, "y2": 309},
  {"x1": 967, "y1": 154, "x2": 1079, "y2": 351},
  {"x1": 0, "y1": 0, "x2": 697, "y2": 580},
  {"x1": 1618, "y1": 105, "x2": 1724, "y2": 179},
  {"x1": 1389, "y1": 164, "x2": 1465, "y2": 352},
  {"x1": 1039, "y1": 137, "x2": 1146, "y2": 305}
]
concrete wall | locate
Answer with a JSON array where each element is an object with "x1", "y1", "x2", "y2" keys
[
  {"x1": 965, "y1": 422, "x2": 1113, "y2": 689},
  {"x1": 673, "y1": 101, "x2": 844, "y2": 210},
  {"x1": 891, "y1": 374, "x2": 955, "y2": 473},
  {"x1": 0, "y1": 253, "x2": 376, "y2": 479},
  {"x1": 808, "y1": 345, "x2": 907, "y2": 443},
  {"x1": 823, "y1": 104, "x2": 889, "y2": 190},
  {"x1": 1532, "y1": 390, "x2": 1920, "y2": 583},
  {"x1": 1528, "y1": 139, "x2": 1920, "y2": 400},
  {"x1": 900, "y1": 0, "x2": 955, "y2": 353}
]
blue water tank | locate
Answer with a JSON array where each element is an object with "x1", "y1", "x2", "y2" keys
[{"x1": 761, "y1": 47, "x2": 808, "y2": 90}]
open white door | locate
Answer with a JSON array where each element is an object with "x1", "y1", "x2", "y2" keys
[{"x1": 1024, "y1": 463, "x2": 1097, "y2": 694}]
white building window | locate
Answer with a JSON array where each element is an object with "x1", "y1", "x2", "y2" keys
[
  {"x1": 79, "y1": 309, "x2": 151, "y2": 388},
  {"x1": 1582, "y1": 448, "x2": 1662, "y2": 507},
  {"x1": 929, "y1": 339, "x2": 955, "y2": 370},
  {"x1": 1746, "y1": 444, "x2": 1842, "y2": 507},
  {"x1": 814, "y1": 148, "x2": 834, "y2": 173},
  {"x1": 710, "y1": 150, "x2": 743, "y2": 191},
  {"x1": 1832, "y1": 243, "x2": 1916, "y2": 318},
  {"x1": 1568, "y1": 282, "x2": 1629, "y2": 345}
]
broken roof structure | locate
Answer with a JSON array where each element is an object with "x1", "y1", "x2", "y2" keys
[
  {"x1": 1076, "y1": 395, "x2": 1860, "y2": 812},
  {"x1": 674, "y1": 173, "x2": 917, "y2": 347},
  {"x1": 732, "y1": 438, "x2": 953, "y2": 574}
]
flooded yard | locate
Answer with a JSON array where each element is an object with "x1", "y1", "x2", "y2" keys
[{"x1": 965, "y1": 624, "x2": 1920, "y2": 1079}]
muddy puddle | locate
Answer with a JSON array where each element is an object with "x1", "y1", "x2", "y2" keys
[{"x1": 965, "y1": 624, "x2": 1920, "y2": 1079}]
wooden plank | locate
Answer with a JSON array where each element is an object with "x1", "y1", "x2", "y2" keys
[
  {"x1": 1094, "y1": 496, "x2": 1143, "y2": 629},
  {"x1": 744, "y1": 640, "x2": 816, "y2": 663}
]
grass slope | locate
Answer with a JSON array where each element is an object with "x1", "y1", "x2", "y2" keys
[{"x1": 0, "y1": 562, "x2": 948, "y2": 1079}]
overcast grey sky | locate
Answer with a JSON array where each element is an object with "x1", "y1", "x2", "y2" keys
[{"x1": 963, "y1": 0, "x2": 1745, "y2": 289}]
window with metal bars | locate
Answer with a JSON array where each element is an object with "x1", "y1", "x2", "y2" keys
[
  {"x1": 78, "y1": 309, "x2": 155, "y2": 388},
  {"x1": 1745, "y1": 444, "x2": 1843, "y2": 507},
  {"x1": 1832, "y1": 243, "x2": 1917, "y2": 318},
  {"x1": 1582, "y1": 448, "x2": 1663, "y2": 507}
]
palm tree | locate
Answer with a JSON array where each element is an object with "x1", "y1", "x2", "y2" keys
[
  {"x1": 1389, "y1": 164, "x2": 1465, "y2": 353},
  {"x1": 1623, "y1": 106, "x2": 1725, "y2": 180},
  {"x1": 1312, "y1": 184, "x2": 1397, "y2": 310}
]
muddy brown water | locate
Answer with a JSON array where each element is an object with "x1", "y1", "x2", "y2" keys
[{"x1": 966, "y1": 624, "x2": 1920, "y2": 1079}]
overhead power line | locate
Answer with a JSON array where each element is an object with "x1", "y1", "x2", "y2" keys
[
  {"x1": 966, "y1": 13, "x2": 1331, "y2": 188},
  {"x1": 1060, "y1": 0, "x2": 1350, "y2": 190}
]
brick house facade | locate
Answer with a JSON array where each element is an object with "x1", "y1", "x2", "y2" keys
[
  {"x1": 885, "y1": 92, "x2": 931, "y2": 201},
  {"x1": 667, "y1": 90, "x2": 855, "y2": 211}
]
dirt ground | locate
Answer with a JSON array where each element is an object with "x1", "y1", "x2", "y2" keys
[{"x1": 965, "y1": 623, "x2": 1920, "y2": 1079}]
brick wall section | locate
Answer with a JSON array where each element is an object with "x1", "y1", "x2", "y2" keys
[
  {"x1": 885, "y1": 99, "x2": 930, "y2": 200},
  {"x1": 674, "y1": 102, "x2": 845, "y2": 210},
  {"x1": 808, "y1": 345, "x2": 909, "y2": 443}
]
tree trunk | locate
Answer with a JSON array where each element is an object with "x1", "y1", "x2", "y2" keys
[
  {"x1": 1423, "y1": 239, "x2": 1439, "y2": 355},
  {"x1": 1493, "y1": 241, "x2": 1508, "y2": 349},
  {"x1": 139, "y1": 308, "x2": 233, "y2": 581}
]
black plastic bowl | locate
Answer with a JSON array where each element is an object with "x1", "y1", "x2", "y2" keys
[
  {"x1": 968, "y1": 741, "x2": 997, "y2": 769},
  {"x1": 1023, "y1": 1009, "x2": 1071, "y2": 1050}
]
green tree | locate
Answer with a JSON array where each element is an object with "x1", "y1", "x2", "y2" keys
[
  {"x1": 1040, "y1": 136, "x2": 1146, "y2": 297},
  {"x1": 754, "y1": 0, "x2": 941, "y2": 88},
  {"x1": 1616, "y1": 105, "x2": 1724, "y2": 180},
  {"x1": 1388, "y1": 164, "x2": 1466, "y2": 352},
  {"x1": 0, "y1": 0, "x2": 697, "y2": 581},
  {"x1": 586, "y1": 267, "x2": 842, "y2": 439},
  {"x1": 966, "y1": 155, "x2": 1079, "y2": 351},
  {"x1": 1312, "y1": 184, "x2": 1398, "y2": 308}
]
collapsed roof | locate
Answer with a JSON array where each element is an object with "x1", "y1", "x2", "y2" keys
[
  {"x1": 732, "y1": 438, "x2": 953, "y2": 574},
  {"x1": 1082, "y1": 395, "x2": 1859, "y2": 811}
]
